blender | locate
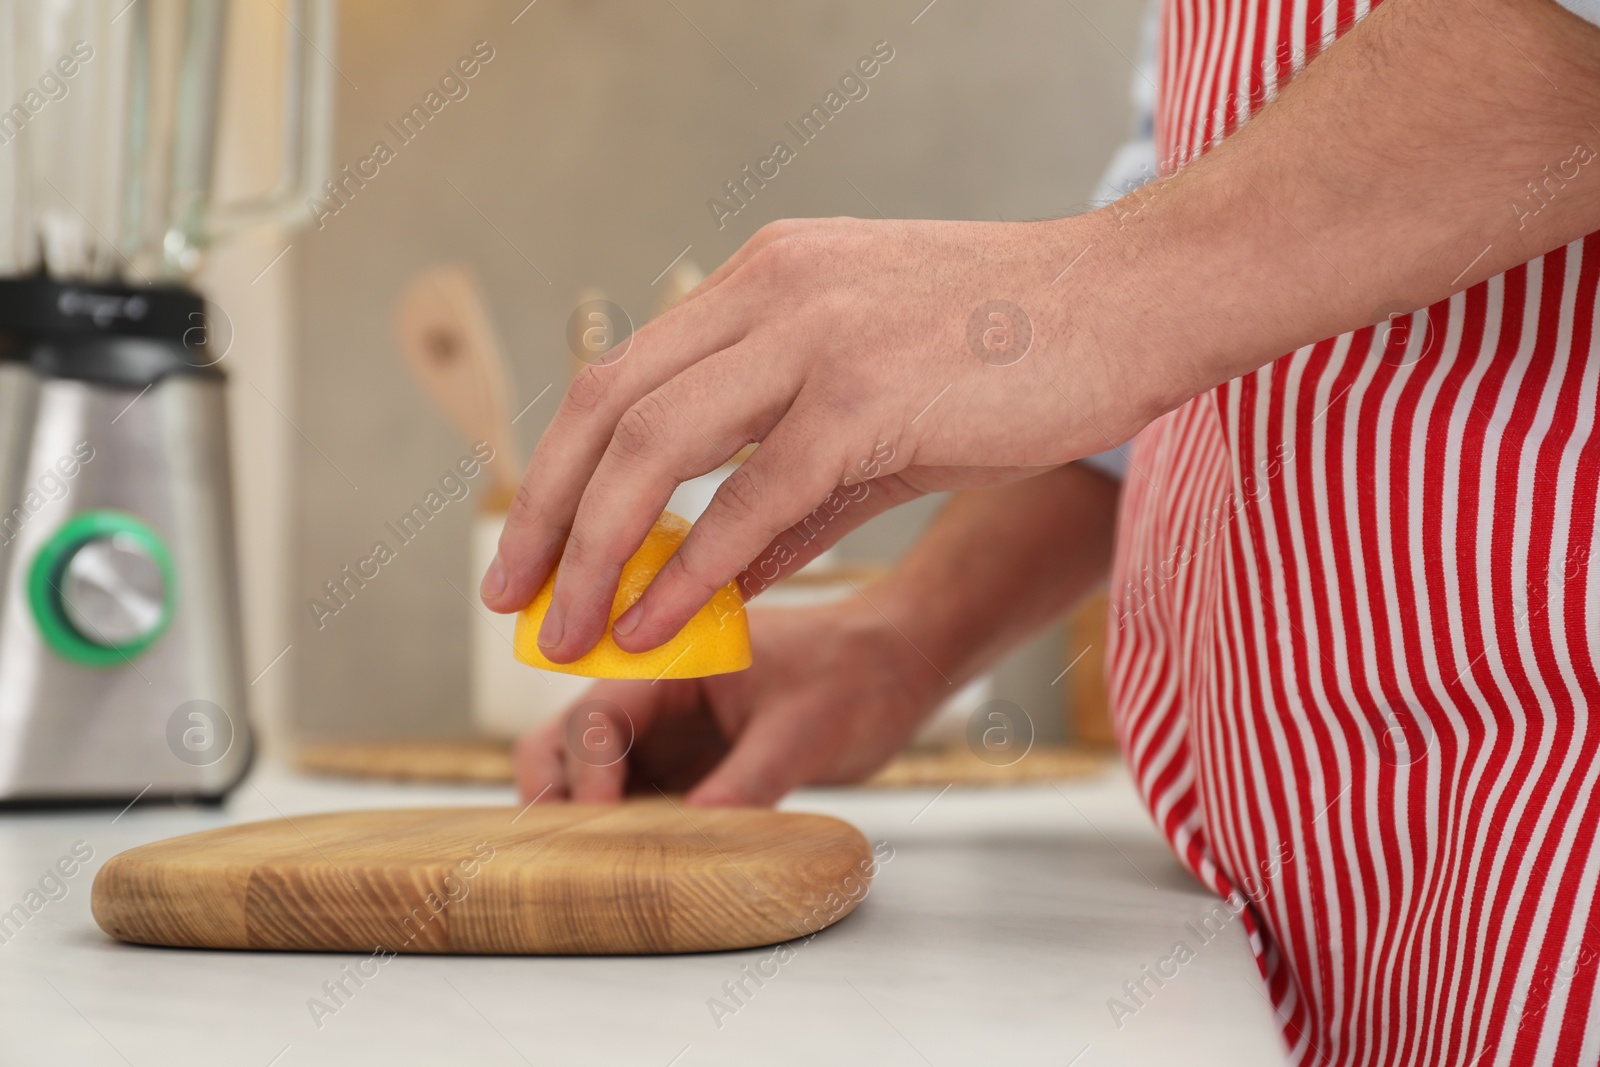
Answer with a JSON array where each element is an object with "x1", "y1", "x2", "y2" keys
[{"x1": 0, "y1": 0, "x2": 332, "y2": 805}]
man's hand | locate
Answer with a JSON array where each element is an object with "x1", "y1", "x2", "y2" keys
[
  {"x1": 513, "y1": 596, "x2": 946, "y2": 806},
  {"x1": 483, "y1": 0, "x2": 1600, "y2": 671},
  {"x1": 514, "y1": 463, "x2": 1122, "y2": 806},
  {"x1": 479, "y1": 215, "x2": 1156, "y2": 662}
]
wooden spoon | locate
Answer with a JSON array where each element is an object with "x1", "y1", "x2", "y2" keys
[{"x1": 394, "y1": 264, "x2": 522, "y2": 507}]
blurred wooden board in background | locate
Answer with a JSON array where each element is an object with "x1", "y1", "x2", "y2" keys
[
  {"x1": 1065, "y1": 590, "x2": 1119, "y2": 748},
  {"x1": 295, "y1": 738, "x2": 1108, "y2": 790}
]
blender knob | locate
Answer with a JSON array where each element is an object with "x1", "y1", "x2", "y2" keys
[
  {"x1": 28, "y1": 511, "x2": 175, "y2": 666},
  {"x1": 60, "y1": 535, "x2": 167, "y2": 647}
]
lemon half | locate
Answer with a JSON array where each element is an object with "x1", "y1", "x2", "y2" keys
[{"x1": 513, "y1": 512, "x2": 752, "y2": 679}]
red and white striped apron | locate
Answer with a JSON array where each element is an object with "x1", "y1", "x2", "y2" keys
[{"x1": 1105, "y1": 1, "x2": 1600, "y2": 1064}]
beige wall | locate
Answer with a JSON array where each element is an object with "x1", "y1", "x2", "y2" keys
[{"x1": 286, "y1": 0, "x2": 1144, "y2": 739}]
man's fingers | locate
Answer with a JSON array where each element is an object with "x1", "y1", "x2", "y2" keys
[
  {"x1": 612, "y1": 414, "x2": 859, "y2": 653},
  {"x1": 514, "y1": 681, "x2": 667, "y2": 803},
  {"x1": 562, "y1": 681, "x2": 672, "y2": 802},
  {"x1": 562, "y1": 719, "x2": 632, "y2": 803},
  {"x1": 513, "y1": 717, "x2": 570, "y2": 803},
  {"x1": 689, "y1": 218, "x2": 828, "y2": 295},
  {"x1": 539, "y1": 347, "x2": 798, "y2": 663},
  {"x1": 479, "y1": 218, "x2": 843, "y2": 617},
  {"x1": 480, "y1": 291, "x2": 749, "y2": 615},
  {"x1": 685, "y1": 702, "x2": 821, "y2": 807}
]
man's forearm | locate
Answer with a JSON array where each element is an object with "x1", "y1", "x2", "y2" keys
[
  {"x1": 869, "y1": 464, "x2": 1122, "y2": 687},
  {"x1": 1073, "y1": 0, "x2": 1600, "y2": 416}
]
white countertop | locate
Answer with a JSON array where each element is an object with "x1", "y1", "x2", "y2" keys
[{"x1": 0, "y1": 761, "x2": 1285, "y2": 1066}]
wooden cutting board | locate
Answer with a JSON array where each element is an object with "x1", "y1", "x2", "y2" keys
[{"x1": 92, "y1": 803, "x2": 877, "y2": 955}]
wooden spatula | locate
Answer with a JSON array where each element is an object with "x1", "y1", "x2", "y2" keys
[
  {"x1": 394, "y1": 264, "x2": 523, "y2": 507},
  {"x1": 91, "y1": 802, "x2": 878, "y2": 954}
]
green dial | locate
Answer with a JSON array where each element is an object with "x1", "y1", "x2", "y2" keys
[{"x1": 28, "y1": 510, "x2": 176, "y2": 667}]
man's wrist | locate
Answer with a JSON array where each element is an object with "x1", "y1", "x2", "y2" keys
[
  {"x1": 859, "y1": 466, "x2": 1122, "y2": 697},
  {"x1": 1059, "y1": 161, "x2": 1357, "y2": 425},
  {"x1": 856, "y1": 571, "x2": 978, "y2": 696}
]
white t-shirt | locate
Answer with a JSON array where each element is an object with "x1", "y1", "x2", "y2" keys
[{"x1": 1559, "y1": 0, "x2": 1600, "y2": 23}]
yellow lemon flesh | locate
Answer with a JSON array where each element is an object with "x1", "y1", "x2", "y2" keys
[{"x1": 513, "y1": 511, "x2": 751, "y2": 679}]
